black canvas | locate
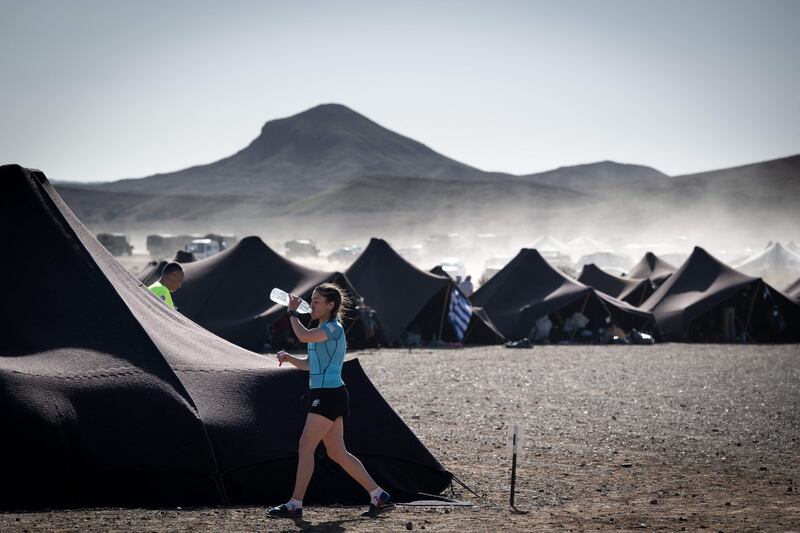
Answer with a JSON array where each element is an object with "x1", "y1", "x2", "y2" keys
[
  {"x1": 470, "y1": 248, "x2": 656, "y2": 341},
  {"x1": 628, "y1": 252, "x2": 677, "y2": 287},
  {"x1": 0, "y1": 164, "x2": 452, "y2": 510},
  {"x1": 640, "y1": 247, "x2": 800, "y2": 342},
  {"x1": 578, "y1": 263, "x2": 654, "y2": 306}
]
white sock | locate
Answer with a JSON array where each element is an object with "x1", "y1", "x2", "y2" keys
[
  {"x1": 369, "y1": 487, "x2": 385, "y2": 503},
  {"x1": 287, "y1": 498, "x2": 302, "y2": 510}
]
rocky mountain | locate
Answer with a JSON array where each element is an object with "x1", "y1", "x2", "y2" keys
[
  {"x1": 51, "y1": 104, "x2": 798, "y2": 244},
  {"x1": 95, "y1": 103, "x2": 516, "y2": 201}
]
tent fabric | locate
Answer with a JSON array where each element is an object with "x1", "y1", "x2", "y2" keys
[
  {"x1": 628, "y1": 252, "x2": 677, "y2": 287},
  {"x1": 578, "y1": 264, "x2": 654, "y2": 306},
  {"x1": 0, "y1": 165, "x2": 451, "y2": 510},
  {"x1": 783, "y1": 278, "x2": 800, "y2": 300},
  {"x1": 464, "y1": 307, "x2": 507, "y2": 344},
  {"x1": 345, "y1": 239, "x2": 454, "y2": 345},
  {"x1": 786, "y1": 277, "x2": 800, "y2": 300},
  {"x1": 640, "y1": 246, "x2": 800, "y2": 342},
  {"x1": 173, "y1": 236, "x2": 358, "y2": 352},
  {"x1": 470, "y1": 248, "x2": 655, "y2": 341},
  {"x1": 734, "y1": 242, "x2": 800, "y2": 290}
]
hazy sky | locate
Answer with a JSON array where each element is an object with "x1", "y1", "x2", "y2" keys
[{"x1": 1, "y1": 0, "x2": 798, "y2": 182}]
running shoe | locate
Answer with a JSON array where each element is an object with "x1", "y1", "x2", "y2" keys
[{"x1": 267, "y1": 503, "x2": 303, "y2": 518}]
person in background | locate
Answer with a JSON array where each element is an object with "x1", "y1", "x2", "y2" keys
[
  {"x1": 147, "y1": 262, "x2": 184, "y2": 309},
  {"x1": 268, "y1": 283, "x2": 394, "y2": 519},
  {"x1": 458, "y1": 275, "x2": 474, "y2": 297},
  {"x1": 355, "y1": 296, "x2": 379, "y2": 345}
]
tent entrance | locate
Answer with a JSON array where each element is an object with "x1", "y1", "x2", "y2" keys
[{"x1": 685, "y1": 281, "x2": 798, "y2": 342}]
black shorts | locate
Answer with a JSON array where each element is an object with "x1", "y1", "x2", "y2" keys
[{"x1": 308, "y1": 385, "x2": 350, "y2": 421}]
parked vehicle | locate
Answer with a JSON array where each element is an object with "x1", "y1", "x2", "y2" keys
[
  {"x1": 186, "y1": 238, "x2": 221, "y2": 260},
  {"x1": 285, "y1": 239, "x2": 319, "y2": 258},
  {"x1": 97, "y1": 233, "x2": 133, "y2": 256},
  {"x1": 204, "y1": 233, "x2": 237, "y2": 250},
  {"x1": 147, "y1": 233, "x2": 236, "y2": 258},
  {"x1": 146, "y1": 234, "x2": 198, "y2": 258}
]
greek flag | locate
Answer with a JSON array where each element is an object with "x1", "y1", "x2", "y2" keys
[{"x1": 448, "y1": 287, "x2": 472, "y2": 341}]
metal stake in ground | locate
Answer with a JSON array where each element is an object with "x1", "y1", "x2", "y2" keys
[{"x1": 508, "y1": 423, "x2": 527, "y2": 514}]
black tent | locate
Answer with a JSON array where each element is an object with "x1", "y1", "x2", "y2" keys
[
  {"x1": 578, "y1": 263, "x2": 654, "y2": 306},
  {"x1": 470, "y1": 249, "x2": 656, "y2": 342},
  {"x1": 628, "y1": 252, "x2": 677, "y2": 287},
  {"x1": 173, "y1": 237, "x2": 359, "y2": 352},
  {"x1": 640, "y1": 246, "x2": 800, "y2": 342},
  {"x1": 345, "y1": 239, "x2": 458, "y2": 345},
  {"x1": 0, "y1": 165, "x2": 451, "y2": 510}
]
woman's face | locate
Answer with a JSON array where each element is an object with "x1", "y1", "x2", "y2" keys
[{"x1": 310, "y1": 290, "x2": 335, "y2": 321}]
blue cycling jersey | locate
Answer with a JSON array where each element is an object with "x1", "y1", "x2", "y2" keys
[{"x1": 307, "y1": 320, "x2": 346, "y2": 389}]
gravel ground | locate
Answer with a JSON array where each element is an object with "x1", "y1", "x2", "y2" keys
[{"x1": 2, "y1": 345, "x2": 799, "y2": 532}]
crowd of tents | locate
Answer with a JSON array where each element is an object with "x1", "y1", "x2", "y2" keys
[
  {"x1": 137, "y1": 231, "x2": 800, "y2": 350},
  {"x1": 2, "y1": 164, "x2": 798, "y2": 510}
]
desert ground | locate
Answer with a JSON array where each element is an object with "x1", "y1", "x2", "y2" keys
[{"x1": 2, "y1": 345, "x2": 798, "y2": 532}]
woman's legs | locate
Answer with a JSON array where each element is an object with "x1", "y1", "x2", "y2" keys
[
  {"x1": 291, "y1": 413, "x2": 335, "y2": 501},
  {"x1": 322, "y1": 417, "x2": 379, "y2": 493}
]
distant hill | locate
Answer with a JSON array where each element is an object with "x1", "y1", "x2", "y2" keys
[
  {"x1": 51, "y1": 103, "x2": 799, "y2": 244},
  {"x1": 670, "y1": 154, "x2": 800, "y2": 203},
  {"x1": 95, "y1": 103, "x2": 516, "y2": 200},
  {"x1": 521, "y1": 161, "x2": 670, "y2": 193}
]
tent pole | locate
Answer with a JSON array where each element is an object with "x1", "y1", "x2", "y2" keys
[
  {"x1": 579, "y1": 293, "x2": 589, "y2": 315},
  {"x1": 742, "y1": 283, "x2": 760, "y2": 343},
  {"x1": 437, "y1": 286, "x2": 451, "y2": 341},
  {"x1": 572, "y1": 294, "x2": 590, "y2": 341}
]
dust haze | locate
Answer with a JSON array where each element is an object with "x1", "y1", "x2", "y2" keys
[{"x1": 102, "y1": 191, "x2": 799, "y2": 289}]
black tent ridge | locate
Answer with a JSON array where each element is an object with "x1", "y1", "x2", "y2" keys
[
  {"x1": 640, "y1": 246, "x2": 800, "y2": 342},
  {"x1": 578, "y1": 263, "x2": 654, "y2": 306},
  {"x1": 470, "y1": 248, "x2": 656, "y2": 341},
  {"x1": 345, "y1": 238, "x2": 454, "y2": 345},
  {"x1": 628, "y1": 252, "x2": 677, "y2": 287}
]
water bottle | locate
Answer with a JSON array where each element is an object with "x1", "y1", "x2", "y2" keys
[{"x1": 270, "y1": 288, "x2": 312, "y2": 314}]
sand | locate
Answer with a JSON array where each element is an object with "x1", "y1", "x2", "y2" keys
[{"x1": 2, "y1": 344, "x2": 799, "y2": 532}]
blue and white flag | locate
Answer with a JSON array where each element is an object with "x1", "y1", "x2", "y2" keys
[{"x1": 448, "y1": 287, "x2": 472, "y2": 341}]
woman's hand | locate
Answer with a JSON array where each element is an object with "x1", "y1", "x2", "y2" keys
[
  {"x1": 287, "y1": 293, "x2": 302, "y2": 312},
  {"x1": 277, "y1": 350, "x2": 289, "y2": 366}
]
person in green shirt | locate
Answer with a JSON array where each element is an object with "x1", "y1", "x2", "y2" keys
[{"x1": 148, "y1": 262, "x2": 184, "y2": 309}]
